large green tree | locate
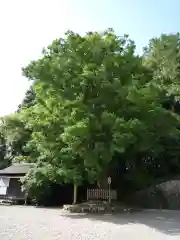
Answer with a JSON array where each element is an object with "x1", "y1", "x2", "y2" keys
[{"x1": 22, "y1": 29, "x2": 179, "y2": 201}]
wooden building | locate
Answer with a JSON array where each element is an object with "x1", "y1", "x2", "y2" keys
[{"x1": 0, "y1": 163, "x2": 34, "y2": 202}]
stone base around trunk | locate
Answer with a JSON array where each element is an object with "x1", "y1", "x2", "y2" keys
[{"x1": 63, "y1": 201, "x2": 137, "y2": 213}]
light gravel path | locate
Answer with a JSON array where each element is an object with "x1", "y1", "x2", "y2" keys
[{"x1": 0, "y1": 206, "x2": 180, "y2": 239}]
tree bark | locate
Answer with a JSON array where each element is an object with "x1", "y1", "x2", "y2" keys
[
  {"x1": 73, "y1": 184, "x2": 78, "y2": 204},
  {"x1": 98, "y1": 170, "x2": 108, "y2": 189}
]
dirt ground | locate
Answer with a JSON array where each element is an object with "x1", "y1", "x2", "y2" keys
[{"x1": 0, "y1": 206, "x2": 180, "y2": 239}]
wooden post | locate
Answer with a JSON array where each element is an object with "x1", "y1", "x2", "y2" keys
[
  {"x1": 24, "y1": 192, "x2": 28, "y2": 205},
  {"x1": 73, "y1": 184, "x2": 78, "y2": 204},
  {"x1": 108, "y1": 177, "x2": 111, "y2": 204}
]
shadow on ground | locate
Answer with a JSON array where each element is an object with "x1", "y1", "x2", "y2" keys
[{"x1": 63, "y1": 210, "x2": 180, "y2": 236}]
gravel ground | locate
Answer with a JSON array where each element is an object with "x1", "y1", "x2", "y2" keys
[{"x1": 0, "y1": 206, "x2": 180, "y2": 240}]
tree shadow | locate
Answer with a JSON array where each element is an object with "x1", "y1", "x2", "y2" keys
[{"x1": 63, "y1": 210, "x2": 180, "y2": 236}]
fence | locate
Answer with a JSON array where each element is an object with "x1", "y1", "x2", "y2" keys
[{"x1": 87, "y1": 188, "x2": 117, "y2": 201}]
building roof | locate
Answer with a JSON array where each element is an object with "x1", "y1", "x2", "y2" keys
[{"x1": 0, "y1": 163, "x2": 35, "y2": 175}]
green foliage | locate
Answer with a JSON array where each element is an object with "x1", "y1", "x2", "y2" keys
[
  {"x1": 0, "y1": 127, "x2": 9, "y2": 169},
  {"x1": 17, "y1": 86, "x2": 36, "y2": 112},
  {"x1": 143, "y1": 33, "x2": 180, "y2": 105},
  {"x1": 2, "y1": 113, "x2": 31, "y2": 162},
  {"x1": 21, "y1": 165, "x2": 53, "y2": 202},
  {"x1": 0, "y1": 85, "x2": 35, "y2": 168},
  {"x1": 2, "y1": 30, "x2": 180, "y2": 202},
  {"x1": 140, "y1": 33, "x2": 180, "y2": 186},
  {"x1": 22, "y1": 29, "x2": 179, "y2": 194}
]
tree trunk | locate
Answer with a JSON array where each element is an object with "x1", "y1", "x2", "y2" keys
[
  {"x1": 73, "y1": 184, "x2": 78, "y2": 204},
  {"x1": 98, "y1": 170, "x2": 108, "y2": 189}
]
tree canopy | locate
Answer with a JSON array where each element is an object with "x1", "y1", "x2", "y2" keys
[{"x1": 1, "y1": 30, "x2": 180, "y2": 203}]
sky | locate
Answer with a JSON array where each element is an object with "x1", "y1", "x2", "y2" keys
[{"x1": 0, "y1": 0, "x2": 179, "y2": 116}]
